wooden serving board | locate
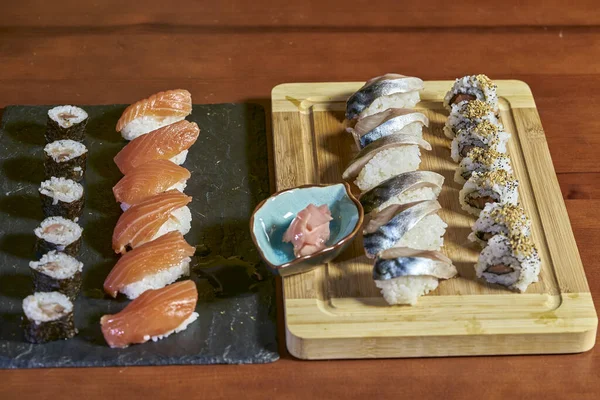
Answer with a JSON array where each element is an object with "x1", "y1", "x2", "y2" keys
[{"x1": 271, "y1": 80, "x2": 598, "y2": 359}]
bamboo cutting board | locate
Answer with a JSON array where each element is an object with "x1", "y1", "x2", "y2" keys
[{"x1": 271, "y1": 80, "x2": 597, "y2": 359}]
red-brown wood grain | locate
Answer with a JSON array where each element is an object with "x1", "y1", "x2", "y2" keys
[{"x1": 0, "y1": 1, "x2": 598, "y2": 399}]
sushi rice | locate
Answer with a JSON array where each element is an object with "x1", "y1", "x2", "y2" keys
[
  {"x1": 459, "y1": 170, "x2": 519, "y2": 216},
  {"x1": 355, "y1": 146, "x2": 422, "y2": 192},
  {"x1": 151, "y1": 206, "x2": 192, "y2": 240},
  {"x1": 34, "y1": 216, "x2": 83, "y2": 256},
  {"x1": 169, "y1": 149, "x2": 189, "y2": 165},
  {"x1": 375, "y1": 276, "x2": 440, "y2": 306},
  {"x1": 121, "y1": 115, "x2": 186, "y2": 141},
  {"x1": 361, "y1": 91, "x2": 421, "y2": 119},
  {"x1": 144, "y1": 311, "x2": 199, "y2": 343},
  {"x1": 393, "y1": 214, "x2": 447, "y2": 251},
  {"x1": 121, "y1": 257, "x2": 192, "y2": 300},
  {"x1": 374, "y1": 187, "x2": 439, "y2": 214}
]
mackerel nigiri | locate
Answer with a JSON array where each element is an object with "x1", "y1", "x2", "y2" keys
[
  {"x1": 113, "y1": 160, "x2": 191, "y2": 210},
  {"x1": 104, "y1": 231, "x2": 195, "y2": 299},
  {"x1": 114, "y1": 120, "x2": 200, "y2": 175},
  {"x1": 116, "y1": 89, "x2": 192, "y2": 140},
  {"x1": 100, "y1": 280, "x2": 199, "y2": 348},
  {"x1": 112, "y1": 190, "x2": 192, "y2": 254}
]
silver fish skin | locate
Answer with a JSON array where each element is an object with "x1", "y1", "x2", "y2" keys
[
  {"x1": 373, "y1": 247, "x2": 457, "y2": 281},
  {"x1": 348, "y1": 108, "x2": 429, "y2": 149},
  {"x1": 363, "y1": 200, "x2": 441, "y2": 258},
  {"x1": 342, "y1": 133, "x2": 431, "y2": 182},
  {"x1": 346, "y1": 74, "x2": 424, "y2": 120},
  {"x1": 359, "y1": 171, "x2": 444, "y2": 215}
]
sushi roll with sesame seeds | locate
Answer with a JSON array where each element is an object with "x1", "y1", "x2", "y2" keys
[
  {"x1": 469, "y1": 203, "x2": 531, "y2": 246},
  {"x1": 454, "y1": 147, "x2": 513, "y2": 184},
  {"x1": 443, "y1": 100, "x2": 500, "y2": 139},
  {"x1": 46, "y1": 105, "x2": 88, "y2": 142},
  {"x1": 475, "y1": 233, "x2": 541, "y2": 292},
  {"x1": 39, "y1": 177, "x2": 84, "y2": 220},
  {"x1": 443, "y1": 74, "x2": 498, "y2": 113},
  {"x1": 44, "y1": 140, "x2": 88, "y2": 182},
  {"x1": 459, "y1": 170, "x2": 519, "y2": 216},
  {"x1": 450, "y1": 120, "x2": 511, "y2": 163},
  {"x1": 34, "y1": 216, "x2": 83, "y2": 257},
  {"x1": 22, "y1": 291, "x2": 77, "y2": 343},
  {"x1": 29, "y1": 251, "x2": 83, "y2": 300}
]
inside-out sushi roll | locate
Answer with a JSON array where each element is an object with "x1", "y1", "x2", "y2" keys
[
  {"x1": 104, "y1": 232, "x2": 195, "y2": 299},
  {"x1": 342, "y1": 133, "x2": 431, "y2": 192},
  {"x1": 101, "y1": 280, "x2": 198, "y2": 348},
  {"x1": 347, "y1": 108, "x2": 429, "y2": 149},
  {"x1": 116, "y1": 89, "x2": 192, "y2": 141},
  {"x1": 459, "y1": 170, "x2": 519, "y2": 216},
  {"x1": 475, "y1": 233, "x2": 541, "y2": 292},
  {"x1": 34, "y1": 216, "x2": 83, "y2": 257},
  {"x1": 346, "y1": 74, "x2": 424, "y2": 120},
  {"x1": 46, "y1": 105, "x2": 88, "y2": 142},
  {"x1": 469, "y1": 203, "x2": 531, "y2": 246},
  {"x1": 454, "y1": 147, "x2": 512, "y2": 184},
  {"x1": 113, "y1": 120, "x2": 200, "y2": 175},
  {"x1": 373, "y1": 247, "x2": 457, "y2": 305},
  {"x1": 112, "y1": 190, "x2": 192, "y2": 254},
  {"x1": 29, "y1": 251, "x2": 83, "y2": 300},
  {"x1": 359, "y1": 171, "x2": 444, "y2": 215},
  {"x1": 443, "y1": 74, "x2": 498, "y2": 112},
  {"x1": 22, "y1": 291, "x2": 77, "y2": 343},
  {"x1": 43, "y1": 140, "x2": 88, "y2": 182},
  {"x1": 363, "y1": 200, "x2": 447, "y2": 258},
  {"x1": 443, "y1": 100, "x2": 499, "y2": 139},
  {"x1": 39, "y1": 177, "x2": 84, "y2": 220},
  {"x1": 450, "y1": 120, "x2": 511, "y2": 163}
]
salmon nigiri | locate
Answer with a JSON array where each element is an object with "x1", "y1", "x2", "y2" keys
[
  {"x1": 114, "y1": 120, "x2": 200, "y2": 175},
  {"x1": 101, "y1": 280, "x2": 198, "y2": 348},
  {"x1": 116, "y1": 89, "x2": 192, "y2": 140},
  {"x1": 104, "y1": 231, "x2": 195, "y2": 299},
  {"x1": 112, "y1": 190, "x2": 192, "y2": 254},
  {"x1": 113, "y1": 160, "x2": 191, "y2": 211}
]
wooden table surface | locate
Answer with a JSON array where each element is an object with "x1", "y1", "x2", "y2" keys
[{"x1": 1, "y1": 1, "x2": 599, "y2": 398}]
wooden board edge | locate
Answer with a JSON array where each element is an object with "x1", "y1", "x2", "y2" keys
[{"x1": 285, "y1": 325, "x2": 598, "y2": 360}]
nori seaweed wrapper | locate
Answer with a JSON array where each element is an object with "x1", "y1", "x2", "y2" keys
[
  {"x1": 23, "y1": 313, "x2": 77, "y2": 344},
  {"x1": 35, "y1": 237, "x2": 82, "y2": 258},
  {"x1": 45, "y1": 116, "x2": 87, "y2": 143},
  {"x1": 44, "y1": 152, "x2": 87, "y2": 182},
  {"x1": 31, "y1": 269, "x2": 83, "y2": 301},
  {"x1": 39, "y1": 191, "x2": 85, "y2": 220}
]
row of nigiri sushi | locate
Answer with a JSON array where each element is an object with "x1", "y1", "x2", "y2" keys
[
  {"x1": 101, "y1": 89, "x2": 201, "y2": 348},
  {"x1": 23, "y1": 106, "x2": 91, "y2": 344},
  {"x1": 443, "y1": 75, "x2": 541, "y2": 293},
  {"x1": 343, "y1": 74, "x2": 457, "y2": 306}
]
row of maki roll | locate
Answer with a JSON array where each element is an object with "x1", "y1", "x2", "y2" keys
[
  {"x1": 21, "y1": 105, "x2": 89, "y2": 344},
  {"x1": 443, "y1": 75, "x2": 541, "y2": 292},
  {"x1": 344, "y1": 74, "x2": 457, "y2": 306}
]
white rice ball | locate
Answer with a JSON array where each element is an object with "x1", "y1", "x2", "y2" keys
[
  {"x1": 375, "y1": 275, "x2": 439, "y2": 305},
  {"x1": 355, "y1": 146, "x2": 422, "y2": 192}
]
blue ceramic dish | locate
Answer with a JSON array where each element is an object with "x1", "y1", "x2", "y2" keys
[{"x1": 250, "y1": 182, "x2": 364, "y2": 277}]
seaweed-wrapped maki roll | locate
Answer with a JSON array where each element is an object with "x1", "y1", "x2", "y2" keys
[
  {"x1": 373, "y1": 248, "x2": 457, "y2": 305},
  {"x1": 34, "y1": 216, "x2": 83, "y2": 257},
  {"x1": 454, "y1": 147, "x2": 512, "y2": 184},
  {"x1": 44, "y1": 140, "x2": 88, "y2": 182},
  {"x1": 450, "y1": 120, "x2": 510, "y2": 163},
  {"x1": 475, "y1": 233, "x2": 541, "y2": 292},
  {"x1": 46, "y1": 105, "x2": 88, "y2": 142},
  {"x1": 469, "y1": 203, "x2": 531, "y2": 246},
  {"x1": 22, "y1": 291, "x2": 77, "y2": 343},
  {"x1": 459, "y1": 170, "x2": 519, "y2": 216},
  {"x1": 30, "y1": 251, "x2": 83, "y2": 300},
  {"x1": 443, "y1": 100, "x2": 499, "y2": 139},
  {"x1": 39, "y1": 177, "x2": 84, "y2": 220},
  {"x1": 443, "y1": 74, "x2": 498, "y2": 112}
]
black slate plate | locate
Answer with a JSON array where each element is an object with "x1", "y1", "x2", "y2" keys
[{"x1": 0, "y1": 103, "x2": 279, "y2": 367}]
